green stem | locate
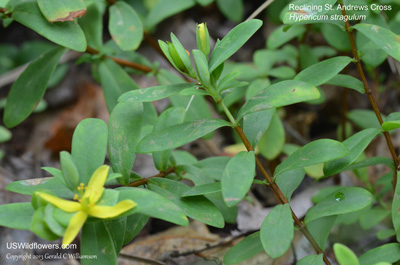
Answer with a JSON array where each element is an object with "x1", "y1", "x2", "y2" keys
[{"x1": 219, "y1": 100, "x2": 237, "y2": 126}]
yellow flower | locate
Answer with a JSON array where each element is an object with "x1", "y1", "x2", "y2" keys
[{"x1": 37, "y1": 165, "x2": 137, "y2": 245}]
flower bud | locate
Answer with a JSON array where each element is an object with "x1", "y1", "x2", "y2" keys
[
  {"x1": 167, "y1": 41, "x2": 189, "y2": 73},
  {"x1": 196, "y1": 23, "x2": 210, "y2": 57}
]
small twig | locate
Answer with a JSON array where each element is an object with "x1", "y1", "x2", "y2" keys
[
  {"x1": 85, "y1": 46, "x2": 153, "y2": 73},
  {"x1": 339, "y1": 3, "x2": 399, "y2": 188},
  {"x1": 128, "y1": 167, "x2": 176, "y2": 187},
  {"x1": 119, "y1": 253, "x2": 166, "y2": 265},
  {"x1": 106, "y1": 0, "x2": 116, "y2": 4},
  {"x1": 246, "y1": 0, "x2": 275, "y2": 21}
]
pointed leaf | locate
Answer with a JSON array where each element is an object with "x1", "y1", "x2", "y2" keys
[
  {"x1": 307, "y1": 216, "x2": 337, "y2": 251},
  {"x1": 305, "y1": 187, "x2": 373, "y2": 224},
  {"x1": 324, "y1": 128, "x2": 381, "y2": 176},
  {"x1": 71, "y1": 119, "x2": 108, "y2": 184},
  {"x1": 237, "y1": 80, "x2": 320, "y2": 121},
  {"x1": 12, "y1": 1, "x2": 86, "y2": 51},
  {"x1": 221, "y1": 151, "x2": 255, "y2": 207},
  {"x1": 295, "y1": 56, "x2": 353, "y2": 86},
  {"x1": 260, "y1": 204, "x2": 294, "y2": 258},
  {"x1": 109, "y1": 102, "x2": 143, "y2": 185},
  {"x1": 223, "y1": 232, "x2": 263, "y2": 265},
  {"x1": 324, "y1": 74, "x2": 365, "y2": 94},
  {"x1": 208, "y1": 19, "x2": 262, "y2": 72},
  {"x1": 60, "y1": 151, "x2": 80, "y2": 190},
  {"x1": 119, "y1": 83, "x2": 197, "y2": 103},
  {"x1": 109, "y1": 1, "x2": 143, "y2": 51},
  {"x1": 243, "y1": 109, "x2": 275, "y2": 147},
  {"x1": 353, "y1": 24, "x2": 400, "y2": 62},
  {"x1": 4, "y1": 47, "x2": 64, "y2": 128},
  {"x1": 137, "y1": 119, "x2": 230, "y2": 153},
  {"x1": 275, "y1": 139, "x2": 348, "y2": 177},
  {"x1": 5, "y1": 177, "x2": 74, "y2": 198}
]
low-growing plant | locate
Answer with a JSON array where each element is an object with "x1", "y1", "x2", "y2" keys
[{"x1": 1, "y1": 0, "x2": 400, "y2": 264}]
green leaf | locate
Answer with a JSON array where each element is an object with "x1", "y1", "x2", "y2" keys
[
  {"x1": 108, "y1": 102, "x2": 143, "y2": 185},
  {"x1": 71, "y1": 119, "x2": 108, "y2": 184},
  {"x1": 324, "y1": 128, "x2": 381, "y2": 176},
  {"x1": 267, "y1": 25, "x2": 306, "y2": 50},
  {"x1": 393, "y1": 171, "x2": 400, "y2": 242},
  {"x1": 81, "y1": 221, "x2": 117, "y2": 265},
  {"x1": 153, "y1": 107, "x2": 186, "y2": 171},
  {"x1": 122, "y1": 214, "x2": 149, "y2": 245},
  {"x1": 215, "y1": 0, "x2": 243, "y2": 22},
  {"x1": 12, "y1": 1, "x2": 86, "y2": 51},
  {"x1": 99, "y1": 58, "x2": 140, "y2": 112},
  {"x1": 223, "y1": 232, "x2": 263, "y2": 265},
  {"x1": 137, "y1": 119, "x2": 230, "y2": 153},
  {"x1": 243, "y1": 109, "x2": 275, "y2": 147},
  {"x1": 78, "y1": 2, "x2": 104, "y2": 50},
  {"x1": 324, "y1": 74, "x2": 365, "y2": 94},
  {"x1": 359, "y1": 243, "x2": 400, "y2": 265},
  {"x1": 60, "y1": 151, "x2": 80, "y2": 190},
  {"x1": 295, "y1": 56, "x2": 352, "y2": 86},
  {"x1": 208, "y1": 19, "x2": 262, "y2": 72},
  {"x1": 145, "y1": 0, "x2": 195, "y2": 30},
  {"x1": 360, "y1": 207, "x2": 390, "y2": 230},
  {"x1": 377, "y1": 229, "x2": 396, "y2": 240},
  {"x1": 37, "y1": 0, "x2": 86, "y2": 22},
  {"x1": 275, "y1": 139, "x2": 348, "y2": 177},
  {"x1": 109, "y1": 1, "x2": 143, "y2": 51},
  {"x1": 182, "y1": 182, "x2": 221, "y2": 197},
  {"x1": 347, "y1": 109, "x2": 385, "y2": 129},
  {"x1": 44, "y1": 204, "x2": 66, "y2": 237},
  {"x1": 193, "y1": 49, "x2": 211, "y2": 88},
  {"x1": 117, "y1": 187, "x2": 188, "y2": 226},
  {"x1": 30, "y1": 206, "x2": 60, "y2": 241},
  {"x1": 275, "y1": 168, "x2": 305, "y2": 201},
  {"x1": 119, "y1": 83, "x2": 197, "y2": 103},
  {"x1": 297, "y1": 254, "x2": 324, "y2": 265},
  {"x1": 237, "y1": 80, "x2": 320, "y2": 121},
  {"x1": 5, "y1": 177, "x2": 74, "y2": 198},
  {"x1": 382, "y1": 120, "x2": 400, "y2": 132},
  {"x1": 148, "y1": 178, "x2": 224, "y2": 228},
  {"x1": 334, "y1": 243, "x2": 360, "y2": 265},
  {"x1": 221, "y1": 151, "x2": 255, "y2": 207},
  {"x1": 321, "y1": 23, "x2": 351, "y2": 52},
  {"x1": 260, "y1": 204, "x2": 294, "y2": 258},
  {"x1": 0, "y1": 203, "x2": 35, "y2": 230},
  {"x1": 353, "y1": 23, "x2": 400, "y2": 62},
  {"x1": 268, "y1": 66, "x2": 296, "y2": 79},
  {"x1": 195, "y1": 156, "x2": 231, "y2": 181},
  {"x1": 4, "y1": 47, "x2": 65, "y2": 128},
  {"x1": 343, "y1": 156, "x2": 395, "y2": 171},
  {"x1": 258, "y1": 112, "x2": 285, "y2": 160},
  {"x1": 305, "y1": 187, "x2": 373, "y2": 224},
  {"x1": 307, "y1": 216, "x2": 337, "y2": 251}
]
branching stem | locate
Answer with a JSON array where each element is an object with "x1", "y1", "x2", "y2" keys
[
  {"x1": 128, "y1": 167, "x2": 176, "y2": 187},
  {"x1": 339, "y1": 5, "x2": 399, "y2": 188}
]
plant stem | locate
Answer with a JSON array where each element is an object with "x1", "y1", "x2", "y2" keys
[
  {"x1": 339, "y1": 6, "x2": 399, "y2": 188},
  {"x1": 128, "y1": 167, "x2": 176, "y2": 187},
  {"x1": 85, "y1": 46, "x2": 153, "y2": 73},
  {"x1": 219, "y1": 107, "x2": 331, "y2": 264}
]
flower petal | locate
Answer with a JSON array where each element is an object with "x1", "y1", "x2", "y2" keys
[
  {"x1": 62, "y1": 211, "x2": 88, "y2": 246},
  {"x1": 38, "y1": 192, "x2": 81, "y2": 212},
  {"x1": 87, "y1": 165, "x2": 109, "y2": 192},
  {"x1": 88, "y1": 200, "x2": 137, "y2": 219}
]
